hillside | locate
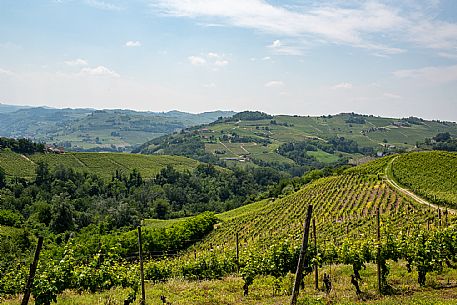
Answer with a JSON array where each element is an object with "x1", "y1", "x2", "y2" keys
[
  {"x1": 390, "y1": 151, "x2": 457, "y2": 208},
  {"x1": 0, "y1": 150, "x2": 200, "y2": 180},
  {"x1": 0, "y1": 105, "x2": 235, "y2": 152},
  {"x1": 2, "y1": 152, "x2": 457, "y2": 305},
  {"x1": 192, "y1": 152, "x2": 456, "y2": 251},
  {"x1": 136, "y1": 112, "x2": 457, "y2": 173}
]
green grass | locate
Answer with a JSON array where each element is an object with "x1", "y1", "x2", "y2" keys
[
  {"x1": 142, "y1": 218, "x2": 188, "y2": 229},
  {"x1": 308, "y1": 149, "x2": 340, "y2": 163},
  {"x1": 0, "y1": 151, "x2": 200, "y2": 180}
]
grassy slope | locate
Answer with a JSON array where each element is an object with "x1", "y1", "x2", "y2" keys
[
  {"x1": 391, "y1": 151, "x2": 457, "y2": 208},
  {"x1": 0, "y1": 150, "x2": 200, "y2": 180}
]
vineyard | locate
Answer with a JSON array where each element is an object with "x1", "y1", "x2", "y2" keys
[
  {"x1": 0, "y1": 150, "x2": 200, "y2": 180},
  {"x1": 2, "y1": 153, "x2": 457, "y2": 304},
  {"x1": 391, "y1": 151, "x2": 457, "y2": 208}
]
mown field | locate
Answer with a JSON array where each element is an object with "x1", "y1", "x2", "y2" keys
[{"x1": 0, "y1": 150, "x2": 200, "y2": 180}]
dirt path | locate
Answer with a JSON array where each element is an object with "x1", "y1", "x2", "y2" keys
[
  {"x1": 219, "y1": 142, "x2": 239, "y2": 157},
  {"x1": 20, "y1": 154, "x2": 35, "y2": 164},
  {"x1": 240, "y1": 145, "x2": 249, "y2": 154},
  {"x1": 384, "y1": 156, "x2": 456, "y2": 214}
]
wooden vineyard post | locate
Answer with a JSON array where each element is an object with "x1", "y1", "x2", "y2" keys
[
  {"x1": 438, "y1": 209, "x2": 442, "y2": 227},
  {"x1": 313, "y1": 219, "x2": 318, "y2": 290},
  {"x1": 138, "y1": 226, "x2": 146, "y2": 305},
  {"x1": 376, "y1": 207, "x2": 381, "y2": 294},
  {"x1": 291, "y1": 204, "x2": 313, "y2": 305},
  {"x1": 236, "y1": 231, "x2": 240, "y2": 272},
  {"x1": 21, "y1": 236, "x2": 43, "y2": 305}
]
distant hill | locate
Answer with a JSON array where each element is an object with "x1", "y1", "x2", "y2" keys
[
  {"x1": 135, "y1": 111, "x2": 457, "y2": 173},
  {"x1": 0, "y1": 103, "x2": 32, "y2": 113},
  {"x1": 0, "y1": 149, "x2": 200, "y2": 180},
  {"x1": 0, "y1": 104, "x2": 235, "y2": 152}
]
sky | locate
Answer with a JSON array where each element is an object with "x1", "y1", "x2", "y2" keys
[{"x1": 0, "y1": 0, "x2": 456, "y2": 121}]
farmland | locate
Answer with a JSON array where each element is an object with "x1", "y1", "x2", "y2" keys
[
  {"x1": 0, "y1": 150, "x2": 200, "y2": 180},
  {"x1": 2, "y1": 152, "x2": 457, "y2": 304},
  {"x1": 137, "y1": 112, "x2": 457, "y2": 173},
  {"x1": 391, "y1": 151, "x2": 457, "y2": 208}
]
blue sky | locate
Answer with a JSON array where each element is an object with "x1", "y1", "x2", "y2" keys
[{"x1": 0, "y1": 0, "x2": 456, "y2": 120}]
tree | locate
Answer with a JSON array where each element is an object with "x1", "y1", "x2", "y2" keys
[
  {"x1": 0, "y1": 166, "x2": 6, "y2": 188},
  {"x1": 35, "y1": 161, "x2": 50, "y2": 186},
  {"x1": 152, "y1": 198, "x2": 171, "y2": 219},
  {"x1": 50, "y1": 196, "x2": 75, "y2": 233}
]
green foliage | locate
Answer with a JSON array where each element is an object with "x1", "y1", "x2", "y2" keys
[
  {"x1": 392, "y1": 151, "x2": 457, "y2": 207},
  {"x1": 0, "y1": 137, "x2": 44, "y2": 154}
]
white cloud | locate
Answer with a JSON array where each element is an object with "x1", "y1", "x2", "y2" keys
[
  {"x1": 152, "y1": 0, "x2": 457, "y2": 54},
  {"x1": 65, "y1": 58, "x2": 88, "y2": 66},
  {"x1": 214, "y1": 60, "x2": 228, "y2": 67},
  {"x1": 261, "y1": 56, "x2": 271, "y2": 61},
  {"x1": 0, "y1": 68, "x2": 14, "y2": 76},
  {"x1": 384, "y1": 93, "x2": 402, "y2": 99},
  {"x1": 393, "y1": 65, "x2": 457, "y2": 83},
  {"x1": 332, "y1": 82, "x2": 353, "y2": 89},
  {"x1": 189, "y1": 53, "x2": 229, "y2": 67},
  {"x1": 188, "y1": 56, "x2": 206, "y2": 66},
  {"x1": 79, "y1": 65, "x2": 120, "y2": 77},
  {"x1": 85, "y1": 0, "x2": 123, "y2": 11},
  {"x1": 270, "y1": 40, "x2": 281, "y2": 48},
  {"x1": 207, "y1": 52, "x2": 220, "y2": 58},
  {"x1": 267, "y1": 39, "x2": 304, "y2": 55},
  {"x1": 264, "y1": 80, "x2": 284, "y2": 88},
  {"x1": 125, "y1": 41, "x2": 142, "y2": 47},
  {"x1": 203, "y1": 82, "x2": 216, "y2": 88}
]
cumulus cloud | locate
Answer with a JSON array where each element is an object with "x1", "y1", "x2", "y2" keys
[
  {"x1": 188, "y1": 52, "x2": 229, "y2": 67},
  {"x1": 264, "y1": 80, "x2": 284, "y2": 88},
  {"x1": 79, "y1": 65, "x2": 120, "y2": 77},
  {"x1": 188, "y1": 56, "x2": 206, "y2": 66},
  {"x1": 332, "y1": 82, "x2": 353, "y2": 89},
  {"x1": 125, "y1": 41, "x2": 142, "y2": 47},
  {"x1": 65, "y1": 58, "x2": 88, "y2": 66}
]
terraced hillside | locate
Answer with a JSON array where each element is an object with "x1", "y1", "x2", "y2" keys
[
  {"x1": 0, "y1": 150, "x2": 200, "y2": 180},
  {"x1": 137, "y1": 112, "x2": 457, "y2": 171}
]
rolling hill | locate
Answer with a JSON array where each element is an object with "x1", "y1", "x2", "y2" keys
[
  {"x1": 0, "y1": 149, "x2": 200, "y2": 180},
  {"x1": 0, "y1": 104, "x2": 235, "y2": 152},
  {"x1": 136, "y1": 112, "x2": 457, "y2": 172}
]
